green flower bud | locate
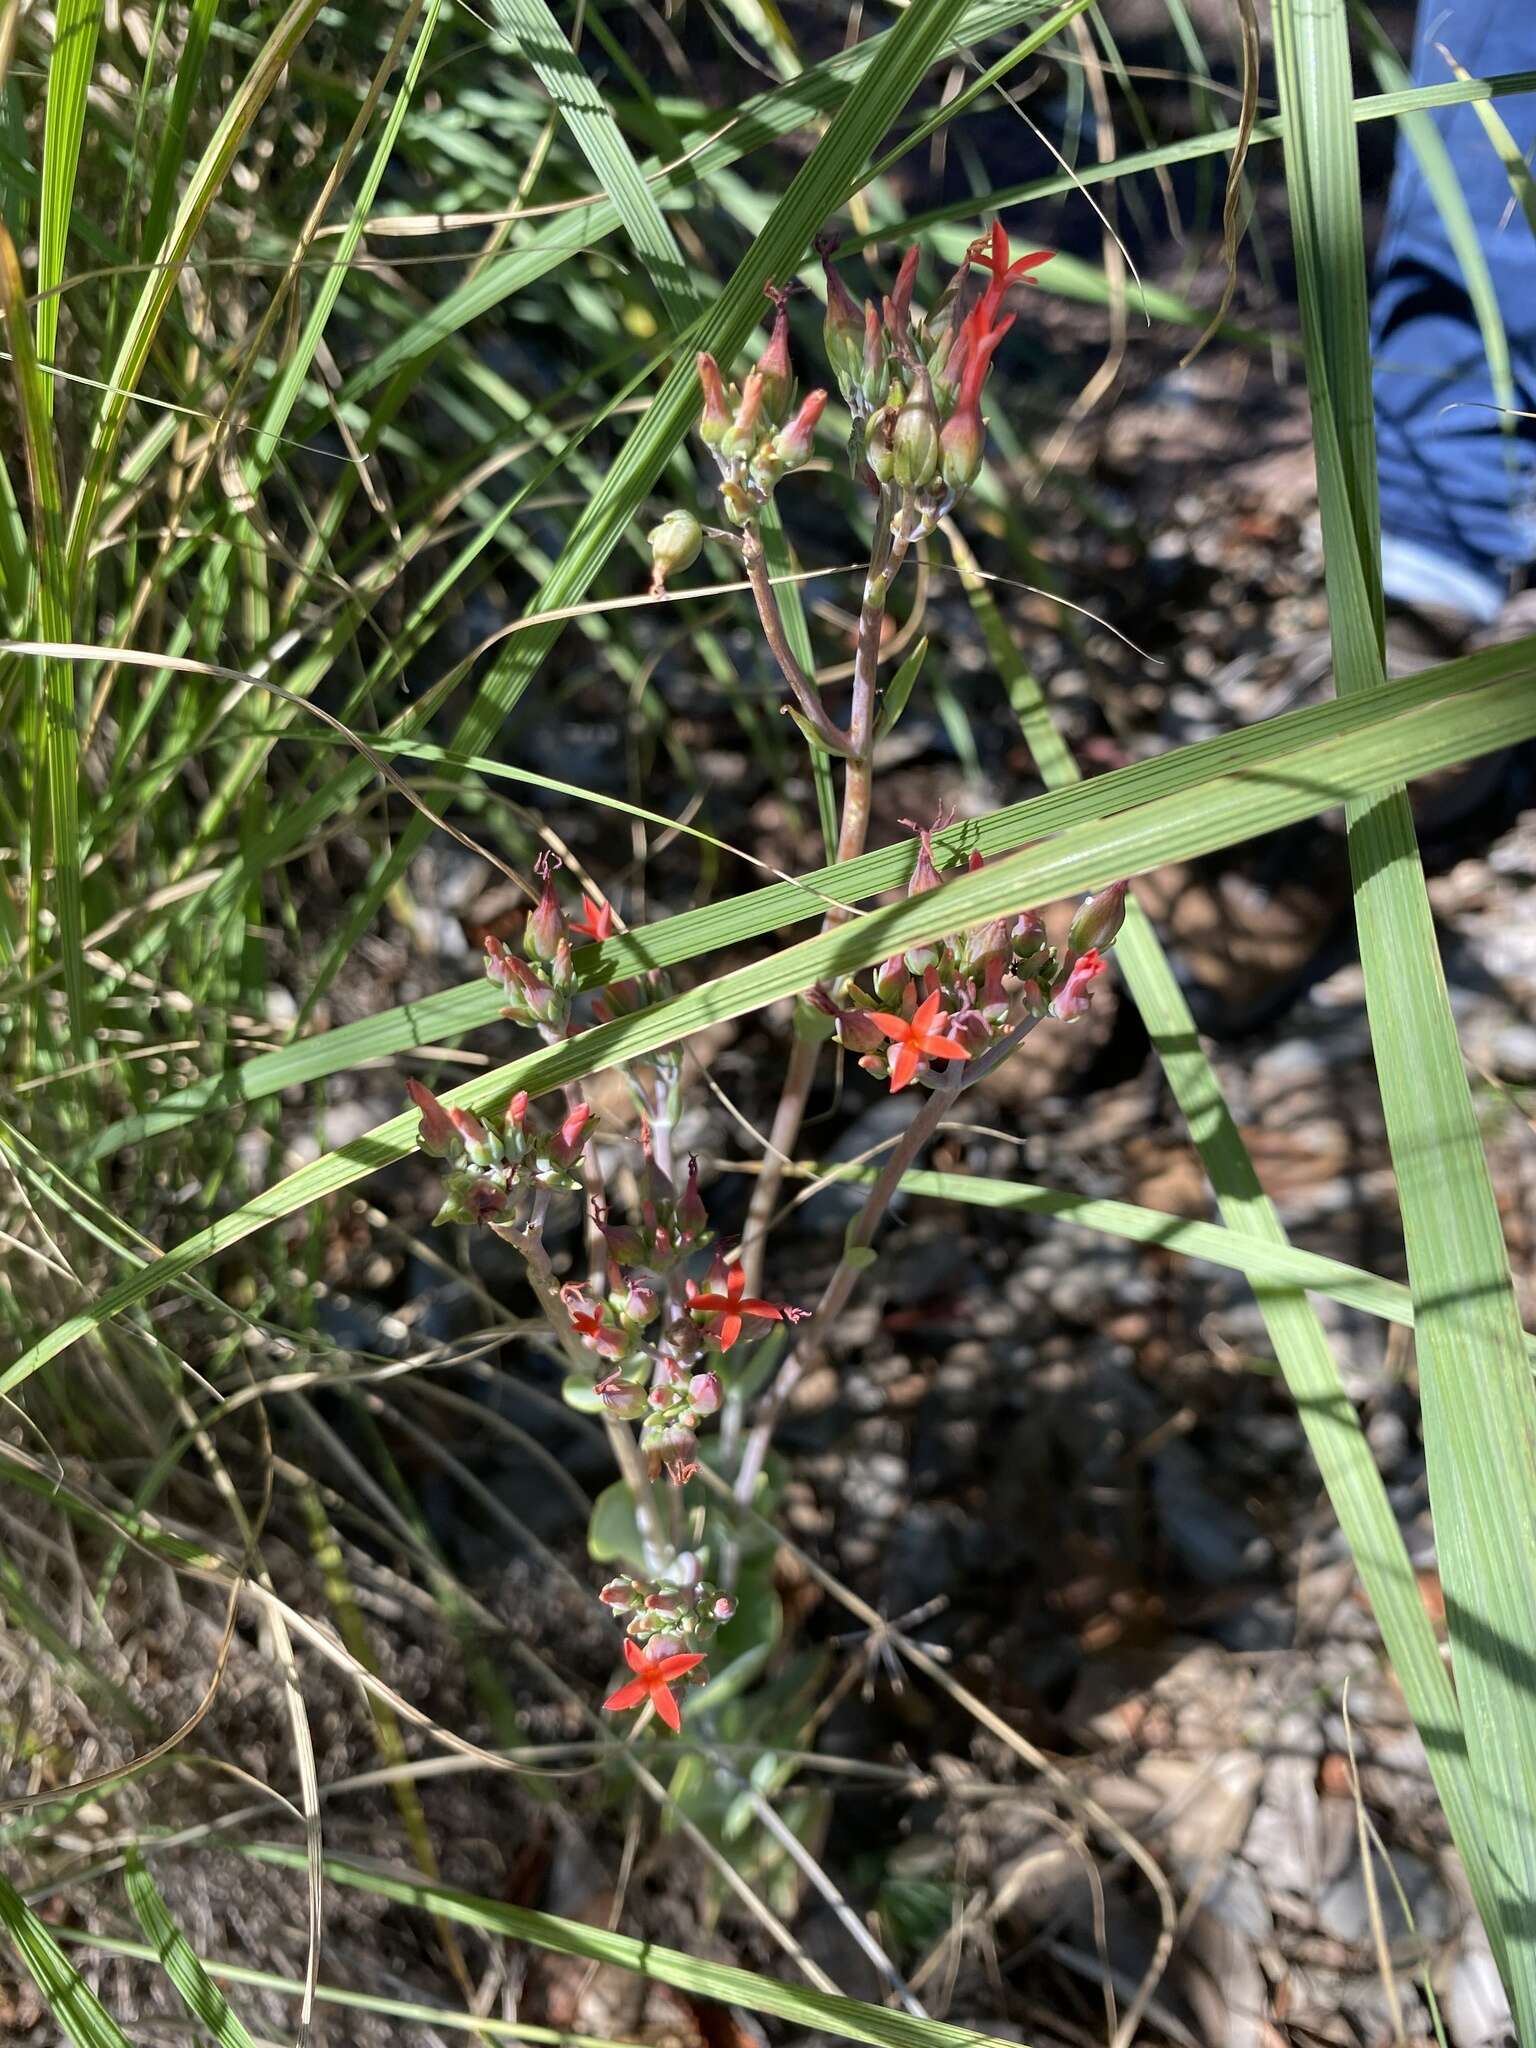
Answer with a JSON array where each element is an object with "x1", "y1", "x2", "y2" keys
[
  {"x1": 1067, "y1": 880, "x2": 1128, "y2": 958},
  {"x1": 646, "y1": 509, "x2": 703, "y2": 594},
  {"x1": 891, "y1": 366, "x2": 940, "y2": 491}
]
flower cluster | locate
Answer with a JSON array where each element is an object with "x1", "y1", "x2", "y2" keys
[
  {"x1": 810, "y1": 821, "x2": 1128, "y2": 1093},
  {"x1": 645, "y1": 219, "x2": 1051, "y2": 608},
  {"x1": 822, "y1": 220, "x2": 1051, "y2": 523},
  {"x1": 600, "y1": 1553, "x2": 736, "y2": 1650},
  {"x1": 691, "y1": 285, "x2": 830, "y2": 534},
  {"x1": 409, "y1": 854, "x2": 805, "y2": 1495},
  {"x1": 597, "y1": 1555, "x2": 736, "y2": 1729},
  {"x1": 406, "y1": 1078, "x2": 591, "y2": 1226},
  {"x1": 566, "y1": 1161, "x2": 803, "y2": 1484},
  {"x1": 480, "y1": 857, "x2": 614, "y2": 1037}
]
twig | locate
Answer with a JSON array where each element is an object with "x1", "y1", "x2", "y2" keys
[
  {"x1": 733, "y1": 1016, "x2": 1041, "y2": 1522},
  {"x1": 740, "y1": 522, "x2": 852, "y2": 757}
]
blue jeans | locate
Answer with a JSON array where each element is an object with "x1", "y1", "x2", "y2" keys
[{"x1": 1371, "y1": 2, "x2": 1536, "y2": 622}]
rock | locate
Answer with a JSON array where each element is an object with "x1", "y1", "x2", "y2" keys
[
  {"x1": 1442, "y1": 1922, "x2": 1514, "y2": 2047},
  {"x1": 1150, "y1": 1439, "x2": 1272, "y2": 1584},
  {"x1": 1243, "y1": 1753, "x2": 1324, "y2": 1897},
  {"x1": 1492, "y1": 1021, "x2": 1536, "y2": 1082},
  {"x1": 1314, "y1": 1846, "x2": 1450, "y2": 1948},
  {"x1": 1182, "y1": 1891, "x2": 1270, "y2": 2048}
]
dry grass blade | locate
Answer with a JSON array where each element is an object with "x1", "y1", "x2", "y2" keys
[{"x1": 1180, "y1": 0, "x2": 1260, "y2": 365}]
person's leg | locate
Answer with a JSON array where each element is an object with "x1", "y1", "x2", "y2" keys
[{"x1": 1371, "y1": 3, "x2": 1536, "y2": 624}]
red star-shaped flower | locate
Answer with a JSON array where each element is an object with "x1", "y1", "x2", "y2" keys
[
  {"x1": 690, "y1": 1263, "x2": 786, "y2": 1352},
  {"x1": 571, "y1": 895, "x2": 615, "y2": 943},
  {"x1": 602, "y1": 1637, "x2": 705, "y2": 1733},
  {"x1": 866, "y1": 987, "x2": 972, "y2": 1093},
  {"x1": 969, "y1": 220, "x2": 1053, "y2": 330}
]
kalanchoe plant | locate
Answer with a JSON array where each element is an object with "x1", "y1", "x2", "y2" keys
[
  {"x1": 407, "y1": 226, "x2": 1136, "y2": 1736},
  {"x1": 811, "y1": 827, "x2": 1127, "y2": 1093}
]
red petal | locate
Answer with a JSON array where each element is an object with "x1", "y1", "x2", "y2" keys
[
  {"x1": 865, "y1": 1011, "x2": 910, "y2": 1042},
  {"x1": 726, "y1": 1267, "x2": 746, "y2": 1303},
  {"x1": 623, "y1": 1638, "x2": 648, "y2": 1673},
  {"x1": 739, "y1": 1300, "x2": 783, "y2": 1321},
  {"x1": 1006, "y1": 250, "x2": 1053, "y2": 283},
  {"x1": 720, "y1": 1314, "x2": 743, "y2": 1350},
  {"x1": 889, "y1": 1042, "x2": 921, "y2": 1092},
  {"x1": 652, "y1": 1682, "x2": 682, "y2": 1733},
  {"x1": 916, "y1": 1033, "x2": 971, "y2": 1061},
  {"x1": 654, "y1": 1652, "x2": 706, "y2": 1680},
  {"x1": 911, "y1": 989, "x2": 944, "y2": 1034},
  {"x1": 690, "y1": 1293, "x2": 729, "y2": 1313},
  {"x1": 603, "y1": 1678, "x2": 650, "y2": 1713}
]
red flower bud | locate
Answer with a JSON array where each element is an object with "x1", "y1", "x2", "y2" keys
[
  {"x1": 725, "y1": 371, "x2": 765, "y2": 457},
  {"x1": 406, "y1": 1077, "x2": 457, "y2": 1157},
  {"x1": 696, "y1": 352, "x2": 731, "y2": 446},
  {"x1": 526, "y1": 870, "x2": 565, "y2": 962},
  {"x1": 821, "y1": 253, "x2": 865, "y2": 391},
  {"x1": 874, "y1": 954, "x2": 909, "y2": 1006},
  {"x1": 688, "y1": 1370, "x2": 723, "y2": 1417},
  {"x1": 448, "y1": 1104, "x2": 497, "y2": 1164},
  {"x1": 771, "y1": 387, "x2": 826, "y2": 471},
  {"x1": 861, "y1": 300, "x2": 890, "y2": 406},
  {"x1": 755, "y1": 288, "x2": 794, "y2": 424},
  {"x1": 887, "y1": 244, "x2": 920, "y2": 345},
  {"x1": 1051, "y1": 947, "x2": 1108, "y2": 1022},
  {"x1": 549, "y1": 1100, "x2": 591, "y2": 1170},
  {"x1": 678, "y1": 1154, "x2": 708, "y2": 1241}
]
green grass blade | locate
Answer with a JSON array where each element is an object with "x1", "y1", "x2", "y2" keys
[
  {"x1": 889, "y1": 68, "x2": 1536, "y2": 247},
  {"x1": 248, "y1": 0, "x2": 444, "y2": 477},
  {"x1": 11, "y1": 630, "x2": 1536, "y2": 1392},
  {"x1": 0, "y1": 227, "x2": 87, "y2": 1061},
  {"x1": 1440, "y1": 49, "x2": 1536, "y2": 235},
  {"x1": 54, "y1": 1924, "x2": 635, "y2": 2045},
  {"x1": 73, "y1": 631, "x2": 1536, "y2": 1158},
  {"x1": 66, "y1": 0, "x2": 326, "y2": 574},
  {"x1": 123, "y1": 1849, "x2": 258, "y2": 2048},
  {"x1": 948, "y1": 526, "x2": 1490, "y2": 1949},
  {"x1": 138, "y1": 0, "x2": 220, "y2": 268},
  {"x1": 487, "y1": 0, "x2": 701, "y2": 329},
  {"x1": 810, "y1": 1161, "x2": 1535, "y2": 1348},
  {"x1": 35, "y1": 0, "x2": 101, "y2": 390},
  {"x1": 1275, "y1": 0, "x2": 1536, "y2": 2012},
  {"x1": 0, "y1": 1869, "x2": 134, "y2": 2048},
  {"x1": 249, "y1": 1845, "x2": 1013, "y2": 2048}
]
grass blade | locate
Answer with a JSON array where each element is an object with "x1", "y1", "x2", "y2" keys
[
  {"x1": 0, "y1": 1869, "x2": 134, "y2": 2048},
  {"x1": 69, "y1": 630, "x2": 1536, "y2": 1159},
  {"x1": 1275, "y1": 0, "x2": 1536, "y2": 2011},
  {"x1": 0, "y1": 225, "x2": 87, "y2": 1061},
  {"x1": 123, "y1": 1849, "x2": 258, "y2": 2048},
  {"x1": 946, "y1": 521, "x2": 1489, "y2": 1956},
  {"x1": 35, "y1": 0, "x2": 101, "y2": 389},
  {"x1": 249, "y1": 1845, "x2": 1014, "y2": 2048},
  {"x1": 487, "y1": 0, "x2": 701, "y2": 329},
  {"x1": 66, "y1": 0, "x2": 326, "y2": 574}
]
